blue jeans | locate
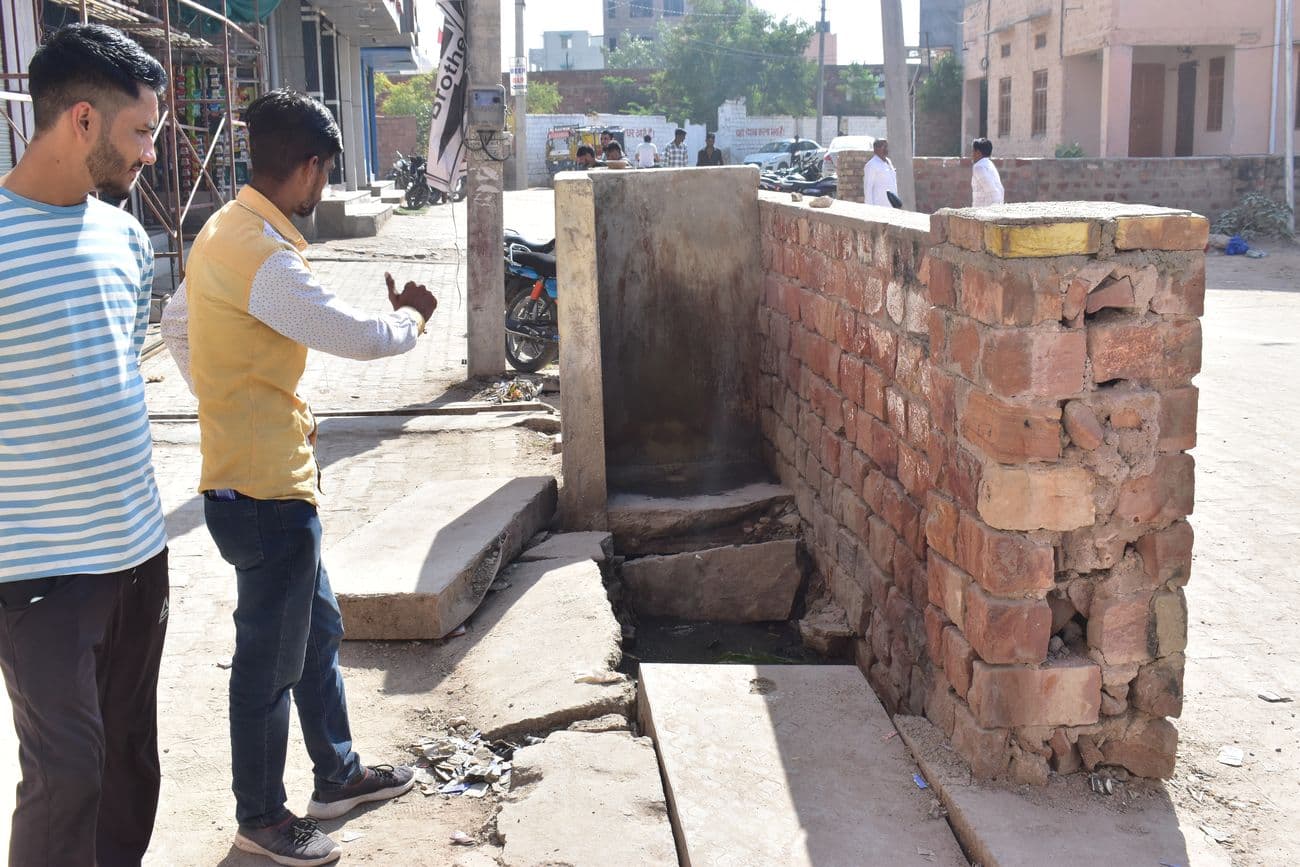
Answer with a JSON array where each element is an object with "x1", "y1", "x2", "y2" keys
[{"x1": 204, "y1": 495, "x2": 362, "y2": 826}]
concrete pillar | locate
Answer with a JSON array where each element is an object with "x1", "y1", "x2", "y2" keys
[
  {"x1": 1100, "y1": 43, "x2": 1133, "y2": 157},
  {"x1": 881, "y1": 0, "x2": 917, "y2": 209},
  {"x1": 336, "y1": 34, "x2": 357, "y2": 190},
  {"x1": 467, "y1": 0, "x2": 506, "y2": 377},
  {"x1": 273, "y1": 0, "x2": 308, "y2": 91}
]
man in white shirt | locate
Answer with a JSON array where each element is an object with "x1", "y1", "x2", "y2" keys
[
  {"x1": 634, "y1": 134, "x2": 658, "y2": 169},
  {"x1": 971, "y1": 137, "x2": 1005, "y2": 207},
  {"x1": 864, "y1": 138, "x2": 898, "y2": 208}
]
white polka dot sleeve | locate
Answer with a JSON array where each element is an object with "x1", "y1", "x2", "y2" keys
[
  {"x1": 247, "y1": 249, "x2": 423, "y2": 360},
  {"x1": 161, "y1": 278, "x2": 195, "y2": 393}
]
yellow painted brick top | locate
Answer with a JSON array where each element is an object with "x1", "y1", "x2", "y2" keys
[{"x1": 983, "y1": 222, "x2": 1100, "y2": 259}]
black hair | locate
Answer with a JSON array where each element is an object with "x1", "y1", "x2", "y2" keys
[
  {"x1": 576, "y1": 145, "x2": 596, "y2": 158},
  {"x1": 972, "y1": 137, "x2": 993, "y2": 158},
  {"x1": 604, "y1": 141, "x2": 623, "y2": 157},
  {"x1": 705, "y1": 131, "x2": 715, "y2": 139},
  {"x1": 28, "y1": 24, "x2": 166, "y2": 133},
  {"x1": 643, "y1": 134, "x2": 652, "y2": 142},
  {"x1": 674, "y1": 128, "x2": 686, "y2": 137},
  {"x1": 245, "y1": 88, "x2": 343, "y2": 183}
]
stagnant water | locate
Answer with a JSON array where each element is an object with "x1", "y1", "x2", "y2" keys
[{"x1": 618, "y1": 617, "x2": 837, "y2": 675}]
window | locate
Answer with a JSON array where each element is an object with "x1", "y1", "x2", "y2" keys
[
  {"x1": 1000, "y1": 43, "x2": 1011, "y2": 58},
  {"x1": 664, "y1": 0, "x2": 684, "y2": 15},
  {"x1": 559, "y1": 34, "x2": 572, "y2": 50},
  {"x1": 1034, "y1": 32, "x2": 1047, "y2": 49},
  {"x1": 1207, "y1": 57, "x2": 1225, "y2": 131},
  {"x1": 631, "y1": 0, "x2": 654, "y2": 17},
  {"x1": 998, "y1": 77, "x2": 1012, "y2": 137},
  {"x1": 607, "y1": 0, "x2": 617, "y2": 17},
  {"x1": 1032, "y1": 70, "x2": 1048, "y2": 137}
]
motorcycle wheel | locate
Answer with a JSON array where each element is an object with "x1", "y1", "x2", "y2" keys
[
  {"x1": 404, "y1": 183, "x2": 430, "y2": 210},
  {"x1": 505, "y1": 286, "x2": 559, "y2": 373}
]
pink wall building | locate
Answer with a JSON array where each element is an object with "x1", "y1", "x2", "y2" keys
[{"x1": 960, "y1": 0, "x2": 1300, "y2": 158}]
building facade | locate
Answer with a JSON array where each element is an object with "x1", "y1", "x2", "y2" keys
[
  {"x1": 530, "y1": 30, "x2": 605, "y2": 71},
  {"x1": 920, "y1": 0, "x2": 965, "y2": 52},
  {"x1": 961, "y1": 0, "x2": 1300, "y2": 159},
  {"x1": 603, "y1": 0, "x2": 693, "y2": 51}
]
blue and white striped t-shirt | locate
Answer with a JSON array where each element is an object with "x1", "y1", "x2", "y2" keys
[{"x1": 0, "y1": 186, "x2": 167, "y2": 583}]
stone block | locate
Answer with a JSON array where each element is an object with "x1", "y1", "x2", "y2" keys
[
  {"x1": 1114, "y1": 454, "x2": 1195, "y2": 527},
  {"x1": 1062, "y1": 400, "x2": 1105, "y2": 450},
  {"x1": 1114, "y1": 214, "x2": 1210, "y2": 251},
  {"x1": 978, "y1": 464, "x2": 1096, "y2": 532},
  {"x1": 943, "y1": 626, "x2": 976, "y2": 699},
  {"x1": 948, "y1": 215, "x2": 985, "y2": 252},
  {"x1": 1064, "y1": 261, "x2": 1115, "y2": 320},
  {"x1": 1153, "y1": 590, "x2": 1188, "y2": 656},
  {"x1": 967, "y1": 658, "x2": 1101, "y2": 728},
  {"x1": 1088, "y1": 318, "x2": 1202, "y2": 384},
  {"x1": 1101, "y1": 716, "x2": 1179, "y2": 779},
  {"x1": 925, "y1": 605, "x2": 951, "y2": 666},
  {"x1": 963, "y1": 585, "x2": 1052, "y2": 665},
  {"x1": 983, "y1": 221, "x2": 1101, "y2": 258},
  {"x1": 955, "y1": 511, "x2": 1056, "y2": 597},
  {"x1": 960, "y1": 391, "x2": 1062, "y2": 463},
  {"x1": 980, "y1": 328, "x2": 1087, "y2": 400},
  {"x1": 1132, "y1": 654, "x2": 1185, "y2": 718},
  {"x1": 1157, "y1": 386, "x2": 1199, "y2": 452},
  {"x1": 799, "y1": 596, "x2": 856, "y2": 658},
  {"x1": 927, "y1": 553, "x2": 970, "y2": 627},
  {"x1": 1135, "y1": 521, "x2": 1194, "y2": 587},
  {"x1": 1152, "y1": 262, "x2": 1206, "y2": 317},
  {"x1": 925, "y1": 492, "x2": 960, "y2": 562},
  {"x1": 1085, "y1": 276, "x2": 1139, "y2": 314},
  {"x1": 959, "y1": 267, "x2": 1063, "y2": 327},
  {"x1": 622, "y1": 540, "x2": 802, "y2": 622},
  {"x1": 519, "y1": 531, "x2": 613, "y2": 563},
  {"x1": 1087, "y1": 594, "x2": 1154, "y2": 665},
  {"x1": 951, "y1": 700, "x2": 1011, "y2": 780}
]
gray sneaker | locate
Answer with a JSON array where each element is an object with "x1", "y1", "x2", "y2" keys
[
  {"x1": 307, "y1": 764, "x2": 416, "y2": 820},
  {"x1": 233, "y1": 815, "x2": 341, "y2": 866}
]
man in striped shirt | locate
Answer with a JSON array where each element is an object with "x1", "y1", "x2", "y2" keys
[{"x1": 0, "y1": 24, "x2": 169, "y2": 867}]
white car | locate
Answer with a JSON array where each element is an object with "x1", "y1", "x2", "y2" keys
[
  {"x1": 742, "y1": 138, "x2": 822, "y2": 171},
  {"x1": 822, "y1": 135, "x2": 877, "y2": 175}
]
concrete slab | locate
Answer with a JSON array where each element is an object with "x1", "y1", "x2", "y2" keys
[
  {"x1": 894, "y1": 716, "x2": 1229, "y2": 867},
  {"x1": 446, "y1": 558, "x2": 634, "y2": 738},
  {"x1": 638, "y1": 664, "x2": 967, "y2": 867},
  {"x1": 518, "y1": 531, "x2": 613, "y2": 562},
  {"x1": 608, "y1": 482, "x2": 794, "y2": 541},
  {"x1": 622, "y1": 540, "x2": 802, "y2": 622},
  {"x1": 330, "y1": 476, "x2": 557, "y2": 639},
  {"x1": 496, "y1": 731, "x2": 677, "y2": 867}
]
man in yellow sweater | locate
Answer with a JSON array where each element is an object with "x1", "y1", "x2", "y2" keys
[{"x1": 162, "y1": 89, "x2": 435, "y2": 867}]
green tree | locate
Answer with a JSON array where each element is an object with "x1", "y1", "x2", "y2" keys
[
  {"x1": 605, "y1": 34, "x2": 668, "y2": 70},
  {"x1": 526, "y1": 81, "x2": 564, "y2": 114},
  {"x1": 603, "y1": 75, "x2": 656, "y2": 114},
  {"x1": 653, "y1": 0, "x2": 815, "y2": 127},
  {"x1": 833, "y1": 64, "x2": 882, "y2": 115},
  {"x1": 376, "y1": 72, "x2": 436, "y2": 154},
  {"x1": 915, "y1": 53, "x2": 962, "y2": 114}
]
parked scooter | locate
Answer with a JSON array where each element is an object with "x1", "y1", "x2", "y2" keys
[
  {"x1": 758, "y1": 149, "x2": 837, "y2": 197},
  {"x1": 387, "y1": 151, "x2": 412, "y2": 191},
  {"x1": 503, "y1": 231, "x2": 558, "y2": 372}
]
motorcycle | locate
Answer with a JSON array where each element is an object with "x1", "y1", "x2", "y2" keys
[
  {"x1": 387, "y1": 150, "x2": 412, "y2": 191},
  {"x1": 758, "y1": 149, "x2": 838, "y2": 197},
  {"x1": 402, "y1": 154, "x2": 469, "y2": 209},
  {"x1": 503, "y1": 231, "x2": 558, "y2": 372}
]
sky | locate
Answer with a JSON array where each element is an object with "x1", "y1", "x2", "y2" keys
[{"x1": 490, "y1": 0, "x2": 923, "y2": 69}]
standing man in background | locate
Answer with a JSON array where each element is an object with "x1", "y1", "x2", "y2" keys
[
  {"x1": 662, "y1": 127, "x2": 690, "y2": 168},
  {"x1": 634, "y1": 133, "x2": 659, "y2": 168},
  {"x1": 697, "y1": 132, "x2": 725, "y2": 166},
  {"x1": 971, "y1": 137, "x2": 1005, "y2": 207},
  {"x1": 865, "y1": 138, "x2": 899, "y2": 208},
  {"x1": 0, "y1": 23, "x2": 170, "y2": 867}
]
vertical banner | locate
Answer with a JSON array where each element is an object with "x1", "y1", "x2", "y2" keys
[
  {"x1": 510, "y1": 58, "x2": 528, "y2": 96},
  {"x1": 427, "y1": 0, "x2": 467, "y2": 195}
]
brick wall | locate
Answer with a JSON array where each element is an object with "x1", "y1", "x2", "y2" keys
[
  {"x1": 757, "y1": 197, "x2": 1205, "y2": 783},
  {"x1": 839, "y1": 152, "x2": 1290, "y2": 221},
  {"x1": 375, "y1": 115, "x2": 419, "y2": 175}
]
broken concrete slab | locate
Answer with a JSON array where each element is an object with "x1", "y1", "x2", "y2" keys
[
  {"x1": 639, "y1": 664, "x2": 967, "y2": 867},
  {"x1": 622, "y1": 540, "x2": 802, "y2": 622},
  {"x1": 607, "y1": 482, "x2": 794, "y2": 552},
  {"x1": 518, "y1": 531, "x2": 613, "y2": 563},
  {"x1": 443, "y1": 558, "x2": 633, "y2": 739},
  {"x1": 798, "y1": 595, "x2": 855, "y2": 658},
  {"x1": 330, "y1": 476, "x2": 557, "y2": 639},
  {"x1": 568, "y1": 714, "x2": 631, "y2": 734},
  {"x1": 894, "y1": 715, "x2": 1229, "y2": 867},
  {"x1": 497, "y1": 731, "x2": 677, "y2": 867}
]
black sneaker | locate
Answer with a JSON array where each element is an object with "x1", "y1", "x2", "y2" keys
[
  {"x1": 306, "y1": 764, "x2": 415, "y2": 820},
  {"x1": 234, "y1": 814, "x2": 340, "y2": 866}
]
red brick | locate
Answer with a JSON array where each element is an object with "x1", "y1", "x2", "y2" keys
[
  {"x1": 943, "y1": 626, "x2": 976, "y2": 699},
  {"x1": 929, "y1": 367, "x2": 958, "y2": 431},
  {"x1": 1135, "y1": 521, "x2": 1194, "y2": 587},
  {"x1": 964, "y1": 584, "x2": 1051, "y2": 664},
  {"x1": 927, "y1": 258, "x2": 956, "y2": 307},
  {"x1": 881, "y1": 479, "x2": 922, "y2": 555},
  {"x1": 866, "y1": 321, "x2": 898, "y2": 374},
  {"x1": 1085, "y1": 276, "x2": 1138, "y2": 314},
  {"x1": 1152, "y1": 261, "x2": 1206, "y2": 317},
  {"x1": 860, "y1": 272, "x2": 885, "y2": 316},
  {"x1": 1133, "y1": 654, "x2": 1185, "y2": 718},
  {"x1": 960, "y1": 391, "x2": 1062, "y2": 463},
  {"x1": 927, "y1": 554, "x2": 969, "y2": 626},
  {"x1": 940, "y1": 444, "x2": 984, "y2": 511},
  {"x1": 960, "y1": 267, "x2": 1063, "y2": 326},
  {"x1": 1062, "y1": 400, "x2": 1105, "y2": 450},
  {"x1": 897, "y1": 443, "x2": 930, "y2": 501},
  {"x1": 981, "y1": 328, "x2": 1087, "y2": 400},
  {"x1": 1158, "y1": 386, "x2": 1198, "y2": 452},
  {"x1": 893, "y1": 544, "x2": 924, "y2": 602},
  {"x1": 842, "y1": 401, "x2": 859, "y2": 444},
  {"x1": 955, "y1": 511, "x2": 1056, "y2": 597},
  {"x1": 925, "y1": 493, "x2": 960, "y2": 562},
  {"x1": 1087, "y1": 594, "x2": 1154, "y2": 665},
  {"x1": 868, "y1": 418, "x2": 898, "y2": 477},
  {"x1": 924, "y1": 605, "x2": 951, "y2": 667},
  {"x1": 1101, "y1": 716, "x2": 1178, "y2": 779},
  {"x1": 862, "y1": 366, "x2": 887, "y2": 420},
  {"x1": 905, "y1": 402, "x2": 932, "y2": 451},
  {"x1": 849, "y1": 317, "x2": 871, "y2": 356},
  {"x1": 835, "y1": 303, "x2": 856, "y2": 348},
  {"x1": 951, "y1": 701, "x2": 1011, "y2": 780},
  {"x1": 947, "y1": 317, "x2": 982, "y2": 381},
  {"x1": 863, "y1": 470, "x2": 886, "y2": 514},
  {"x1": 1088, "y1": 318, "x2": 1202, "y2": 384},
  {"x1": 1115, "y1": 454, "x2": 1195, "y2": 526},
  {"x1": 821, "y1": 430, "x2": 843, "y2": 477},
  {"x1": 1114, "y1": 213, "x2": 1209, "y2": 252},
  {"x1": 885, "y1": 386, "x2": 908, "y2": 436},
  {"x1": 894, "y1": 337, "x2": 928, "y2": 398},
  {"x1": 841, "y1": 492, "x2": 871, "y2": 542},
  {"x1": 967, "y1": 658, "x2": 1102, "y2": 728},
  {"x1": 1153, "y1": 589, "x2": 1187, "y2": 656},
  {"x1": 868, "y1": 515, "x2": 896, "y2": 574}
]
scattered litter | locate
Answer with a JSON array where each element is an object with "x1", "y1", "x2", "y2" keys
[
  {"x1": 809, "y1": 195, "x2": 834, "y2": 209},
  {"x1": 880, "y1": 731, "x2": 899, "y2": 742},
  {"x1": 1089, "y1": 773, "x2": 1117, "y2": 796},
  {"x1": 1200, "y1": 825, "x2": 1231, "y2": 844},
  {"x1": 916, "y1": 848, "x2": 935, "y2": 861},
  {"x1": 1217, "y1": 746, "x2": 1244, "y2": 767},
  {"x1": 413, "y1": 728, "x2": 516, "y2": 797},
  {"x1": 450, "y1": 830, "x2": 476, "y2": 847},
  {"x1": 445, "y1": 624, "x2": 468, "y2": 639},
  {"x1": 463, "y1": 782, "x2": 490, "y2": 798},
  {"x1": 145, "y1": 374, "x2": 165, "y2": 383},
  {"x1": 447, "y1": 715, "x2": 469, "y2": 728},
  {"x1": 216, "y1": 660, "x2": 232, "y2": 670},
  {"x1": 1258, "y1": 691, "x2": 1292, "y2": 703},
  {"x1": 481, "y1": 378, "x2": 541, "y2": 404},
  {"x1": 1244, "y1": 249, "x2": 1269, "y2": 258},
  {"x1": 340, "y1": 831, "x2": 363, "y2": 843},
  {"x1": 912, "y1": 773, "x2": 929, "y2": 790},
  {"x1": 926, "y1": 798, "x2": 947, "y2": 820},
  {"x1": 574, "y1": 669, "x2": 626, "y2": 685}
]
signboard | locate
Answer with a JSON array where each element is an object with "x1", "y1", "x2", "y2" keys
[
  {"x1": 510, "y1": 57, "x2": 528, "y2": 96},
  {"x1": 426, "y1": 1, "x2": 467, "y2": 196}
]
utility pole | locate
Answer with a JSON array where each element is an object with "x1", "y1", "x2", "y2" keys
[
  {"x1": 1286, "y1": 0, "x2": 1296, "y2": 233},
  {"x1": 513, "y1": 0, "x2": 528, "y2": 191},
  {"x1": 880, "y1": 0, "x2": 916, "y2": 209},
  {"x1": 815, "y1": 0, "x2": 827, "y2": 144},
  {"x1": 467, "y1": 0, "x2": 505, "y2": 377}
]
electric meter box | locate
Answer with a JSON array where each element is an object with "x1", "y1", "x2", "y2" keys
[{"x1": 468, "y1": 86, "x2": 506, "y2": 130}]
